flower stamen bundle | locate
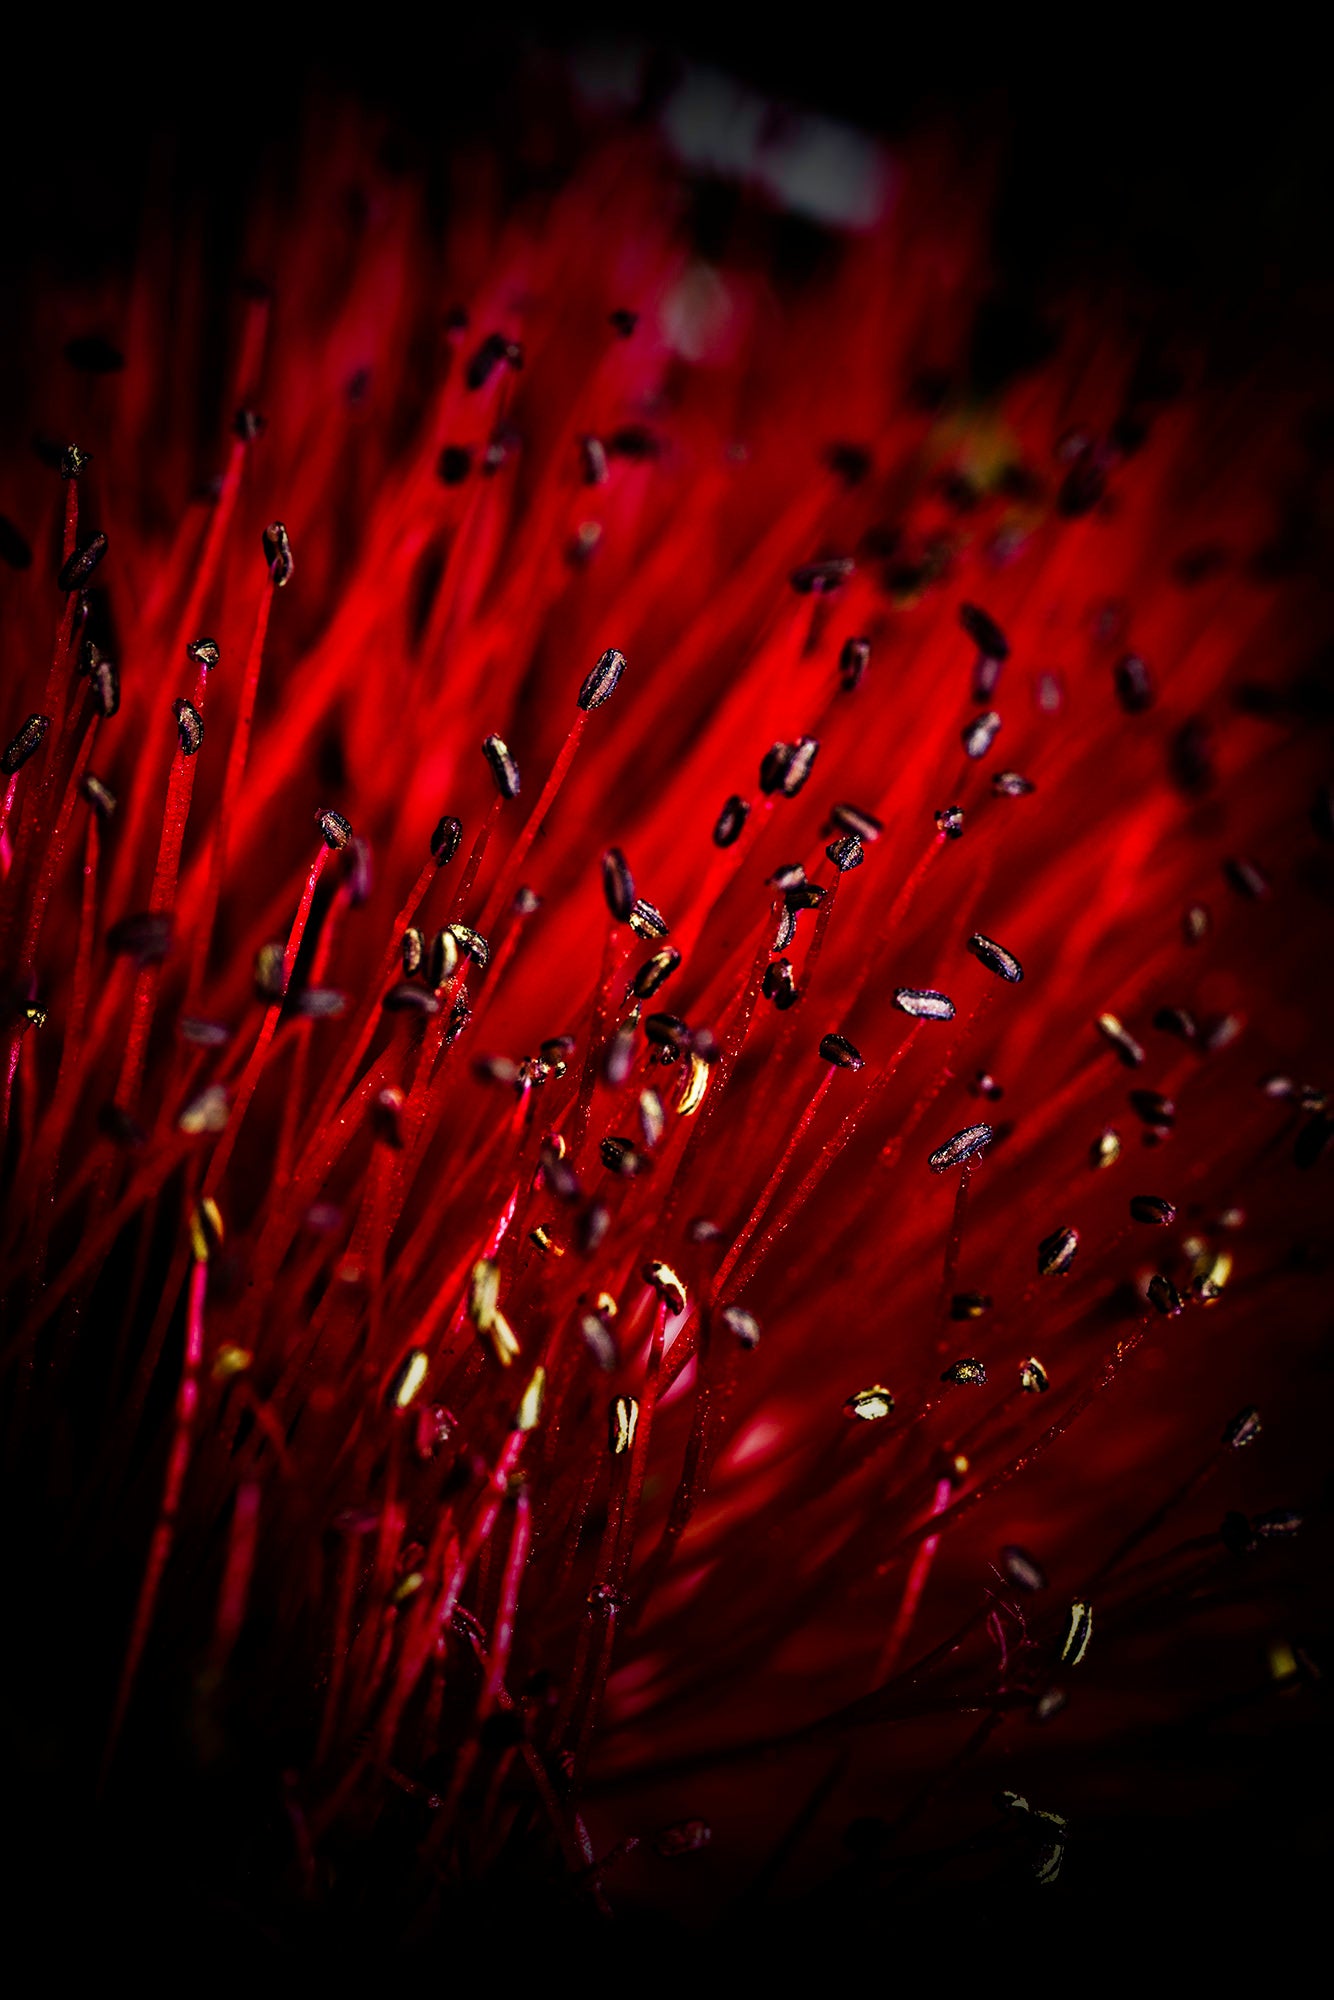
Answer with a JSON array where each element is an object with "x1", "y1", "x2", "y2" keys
[{"x1": 0, "y1": 94, "x2": 1329, "y2": 1935}]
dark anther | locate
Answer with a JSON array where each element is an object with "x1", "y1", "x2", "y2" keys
[
  {"x1": 604, "y1": 1023, "x2": 636, "y2": 1087},
  {"x1": 600, "y1": 1136, "x2": 645, "y2": 1177},
  {"x1": 2, "y1": 714, "x2": 50, "y2": 774},
  {"x1": 297, "y1": 988, "x2": 347, "y2": 1019},
  {"x1": 316, "y1": 808, "x2": 353, "y2": 850},
  {"x1": 1182, "y1": 903, "x2": 1210, "y2": 946},
  {"x1": 962, "y1": 710, "x2": 1001, "y2": 759},
  {"x1": 1037, "y1": 1226, "x2": 1079, "y2": 1277},
  {"x1": 972, "y1": 1071, "x2": 1003, "y2": 1100},
  {"x1": 581, "y1": 1312, "x2": 617, "y2": 1371},
  {"x1": 973, "y1": 653, "x2": 1002, "y2": 701},
  {"x1": 826, "y1": 834, "x2": 864, "y2": 872},
  {"x1": 941, "y1": 1358, "x2": 987, "y2": 1386},
  {"x1": 951, "y1": 1291, "x2": 992, "y2": 1319},
  {"x1": 894, "y1": 988, "x2": 955, "y2": 1021},
  {"x1": 81, "y1": 773, "x2": 117, "y2": 819},
  {"x1": 967, "y1": 933, "x2": 1023, "y2": 982},
  {"x1": 431, "y1": 815, "x2": 463, "y2": 866},
  {"x1": 819, "y1": 1032, "x2": 864, "y2": 1071},
  {"x1": 628, "y1": 899, "x2": 668, "y2": 941},
  {"x1": 1252, "y1": 1508, "x2": 1303, "y2": 1539},
  {"x1": 608, "y1": 1394, "x2": 639, "y2": 1455},
  {"x1": 254, "y1": 942, "x2": 288, "y2": 1001},
  {"x1": 232, "y1": 408, "x2": 266, "y2": 441},
  {"x1": 1114, "y1": 654, "x2": 1155, "y2": 713},
  {"x1": 1153, "y1": 1006, "x2": 1197, "y2": 1043},
  {"x1": 772, "y1": 906, "x2": 797, "y2": 952},
  {"x1": 826, "y1": 443, "x2": 872, "y2": 484},
  {"x1": 383, "y1": 981, "x2": 440, "y2": 1016},
  {"x1": 262, "y1": 521, "x2": 294, "y2": 586},
  {"x1": 769, "y1": 863, "x2": 807, "y2": 891},
  {"x1": 839, "y1": 636, "x2": 871, "y2": 691},
  {"x1": 1223, "y1": 1407, "x2": 1262, "y2": 1449},
  {"x1": 607, "y1": 424, "x2": 661, "y2": 461},
  {"x1": 929, "y1": 1124, "x2": 992, "y2": 1173},
  {"x1": 1170, "y1": 717, "x2": 1214, "y2": 794},
  {"x1": 992, "y1": 770, "x2": 1035, "y2": 797},
  {"x1": 106, "y1": 912, "x2": 172, "y2": 964},
  {"x1": 1019, "y1": 1357, "x2": 1050, "y2": 1394},
  {"x1": 482, "y1": 428, "x2": 519, "y2": 475},
  {"x1": 372, "y1": 1087, "x2": 406, "y2": 1148},
  {"x1": 401, "y1": 928, "x2": 425, "y2": 978},
  {"x1": 763, "y1": 958, "x2": 798, "y2": 1010},
  {"x1": 631, "y1": 949, "x2": 681, "y2": 1000},
  {"x1": 783, "y1": 737, "x2": 819, "y2": 797},
  {"x1": 437, "y1": 445, "x2": 472, "y2": 484},
  {"x1": 602, "y1": 847, "x2": 635, "y2": 924},
  {"x1": 1129, "y1": 1195, "x2": 1175, "y2": 1228},
  {"x1": 1129, "y1": 1089, "x2": 1175, "y2": 1132},
  {"x1": 758, "y1": 737, "x2": 819, "y2": 799},
  {"x1": 644, "y1": 1012, "x2": 689, "y2": 1056},
  {"x1": 830, "y1": 801, "x2": 882, "y2": 842},
  {"x1": 722, "y1": 1306, "x2": 761, "y2": 1348},
  {"x1": 713, "y1": 795, "x2": 750, "y2": 848},
  {"x1": 90, "y1": 657, "x2": 119, "y2": 718},
  {"x1": 1200, "y1": 1013, "x2": 1242, "y2": 1053},
  {"x1": 581, "y1": 436, "x2": 609, "y2": 486},
  {"x1": 473, "y1": 1054, "x2": 521, "y2": 1088},
  {"x1": 580, "y1": 1200, "x2": 612, "y2": 1248},
  {"x1": 578, "y1": 647, "x2": 628, "y2": 712},
  {"x1": 1001, "y1": 1546, "x2": 1047, "y2": 1592},
  {"x1": 643, "y1": 1259, "x2": 687, "y2": 1314},
  {"x1": 186, "y1": 637, "x2": 220, "y2": 670},
  {"x1": 759, "y1": 743, "x2": 792, "y2": 795},
  {"x1": 785, "y1": 881, "x2": 826, "y2": 912},
  {"x1": 58, "y1": 533, "x2": 107, "y2": 593},
  {"x1": 1147, "y1": 1274, "x2": 1184, "y2": 1316},
  {"x1": 1096, "y1": 1013, "x2": 1145, "y2": 1067},
  {"x1": 482, "y1": 733, "x2": 521, "y2": 799},
  {"x1": 173, "y1": 700, "x2": 204, "y2": 757},
  {"x1": 60, "y1": 443, "x2": 91, "y2": 480},
  {"x1": 180, "y1": 1018, "x2": 229, "y2": 1048},
  {"x1": 936, "y1": 805, "x2": 965, "y2": 840},
  {"x1": 448, "y1": 923, "x2": 490, "y2": 969},
  {"x1": 1057, "y1": 443, "x2": 1107, "y2": 517},
  {"x1": 1223, "y1": 856, "x2": 1270, "y2": 901},
  {"x1": 465, "y1": 332, "x2": 522, "y2": 391},
  {"x1": 960, "y1": 601, "x2": 1009, "y2": 661},
  {"x1": 609, "y1": 309, "x2": 638, "y2": 337},
  {"x1": 540, "y1": 1141, "x2": 581, "y2": 1205},
  {"x1": 791, "y1": 556, "x2": 853, "y2": 594}
]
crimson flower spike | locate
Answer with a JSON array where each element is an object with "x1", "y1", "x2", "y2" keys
[{"x1": 0, "y1": 76, "x2": 1328, "y2": 1952}]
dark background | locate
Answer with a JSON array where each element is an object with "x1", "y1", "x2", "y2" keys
[{"x1": 4, "y1": 18, "x2": 1331, "y2": 313}]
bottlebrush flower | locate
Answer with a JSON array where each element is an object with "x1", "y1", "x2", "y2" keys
[{"x1": 0, "y1": 79, "x2": 1329, "y2": 1949}]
